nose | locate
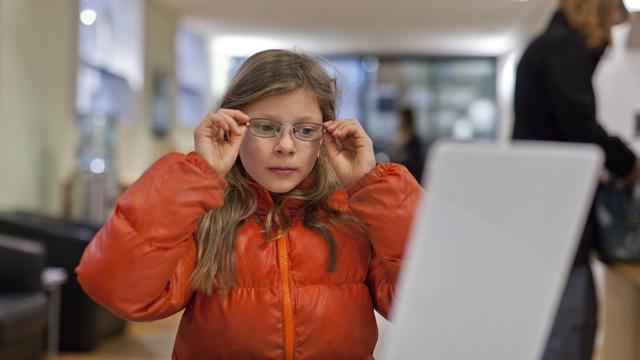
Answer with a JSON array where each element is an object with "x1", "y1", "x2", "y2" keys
[{"x1": 274, "y1": 127, "x2": 296, "y2": 155}]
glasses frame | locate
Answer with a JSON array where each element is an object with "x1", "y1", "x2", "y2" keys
[{"x1": 246, "y1": 118, "x2": 325, "y2": 142}]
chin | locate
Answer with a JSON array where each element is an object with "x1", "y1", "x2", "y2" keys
[
  {"x1": 260, "y1": 176, "x2": 303, "y2": 194},
  {"x1": 264, "y1": 183, "x2": 297, "y2": 194}
]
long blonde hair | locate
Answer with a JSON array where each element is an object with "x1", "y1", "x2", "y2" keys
[
  {"x1": 191, "y1": 49, "x2": 354, "y2": 294},
  {"x1": 560, "y1": 0, "x2": 630, "y2": 48}
]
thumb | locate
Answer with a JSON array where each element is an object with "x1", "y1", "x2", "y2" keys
[
  {"x1": 323, "y1": 132, "x2": 340, "y2": 160},
  {"x1": 228, "y1": 125, "x2": 247, "y2": 152}
]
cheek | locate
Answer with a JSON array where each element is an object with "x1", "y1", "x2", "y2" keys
[
  {"x1": 301, "y1": 144, "x2": 321, "y2": 167},
  {"x1": 239, "y1": 138, "x2": 262, "y2": 168}
]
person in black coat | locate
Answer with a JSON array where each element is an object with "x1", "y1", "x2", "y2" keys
[{"x1": 513, "y1": 0, "x2": 638, "y2": 359}]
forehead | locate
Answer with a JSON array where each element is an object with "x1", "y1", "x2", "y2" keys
[{"x1": 242, "y1": 88, "x2": 322, "y2": 123}]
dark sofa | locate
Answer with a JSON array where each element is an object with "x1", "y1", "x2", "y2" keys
[
  {"x1": 0, "y1": 235, "x2": 48, "y2": 360},
  {"x1": 0, "y1": 211, "x2": 127, "y2": 351}
]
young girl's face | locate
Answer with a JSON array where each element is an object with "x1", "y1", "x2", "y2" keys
[{"x1": 239, "y1": 87, "x2": 324, "y2": 193}]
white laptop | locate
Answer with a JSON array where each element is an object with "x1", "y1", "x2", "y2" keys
[{"x1": 378, "y1": 141, "x2": 603, "y2": 360}]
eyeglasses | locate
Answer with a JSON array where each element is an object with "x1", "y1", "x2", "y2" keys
[{"x1": 246, "y1": 118, "x2": 325, "y2": 141}]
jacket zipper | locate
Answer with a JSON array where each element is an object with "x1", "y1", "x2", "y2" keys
[{"x1": 277, "y1": 230, "x2": 295, "y2": 360}]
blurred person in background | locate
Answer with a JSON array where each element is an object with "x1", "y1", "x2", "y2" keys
[
  {"x1": 390, "y1": 108, "x2": 425, "y2": 182},
  {"x1": 513, "y1": 0, "x2": 640, "y2": 359}
]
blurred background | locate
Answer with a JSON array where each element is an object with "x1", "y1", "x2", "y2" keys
[
  {"x1": 1, "y1": 0, "x2": 639, "y2": 222},
  {"x1": 0, "y1": 0, "x2": 639, "y2": 359}
]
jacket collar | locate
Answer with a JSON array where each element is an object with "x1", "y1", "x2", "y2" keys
[
  {"x1": 243, "y1": 174, "x2": 350, "y2": 220},
  {"x1": 548, "y1": 10, "x2": 572, "y2": 33},
  {"x1": 245, "y1": 177, "x2": 309, "y2": 218},
  {"x1": 548, "y1": 10, "x2": 608, "y2": 69}
]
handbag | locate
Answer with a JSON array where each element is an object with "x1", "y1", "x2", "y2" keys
[{"x1": 595, "y1": 180, "x2": 640, "y2": 262}]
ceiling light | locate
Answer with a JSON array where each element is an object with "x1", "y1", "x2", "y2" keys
[
  {"x1": 89, "y1": 158, "x2": 106, "y2": 174},
  {"x1": 625, "y1": 0, "x2": 640, "y2": 11},
  {"x1": 80, "y1": 9, "x2": 97, "y2": 26}
]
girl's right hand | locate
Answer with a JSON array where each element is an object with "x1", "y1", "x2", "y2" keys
[{"x1": 194, "y1": 109, "x2": 249, "y2": 177}]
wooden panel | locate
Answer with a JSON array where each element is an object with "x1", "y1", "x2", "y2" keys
[{"x1": 599, "y1": 265, "x2": 640, "y2": 360}]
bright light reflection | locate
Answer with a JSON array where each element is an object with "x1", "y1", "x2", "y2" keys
[
  {"x1": 80, "y1": 9, "x2": 97, "y2": 26},
  {"x1": 624, "y1": 0, "x2": 640, "y2": 12},
  {"x1": 90, "y1": 158, "x2": 106, "y2": 174}
]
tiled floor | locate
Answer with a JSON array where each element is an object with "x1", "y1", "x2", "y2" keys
[{"x1": 57, "y1": 312, "x2": 181, "y2": 360}]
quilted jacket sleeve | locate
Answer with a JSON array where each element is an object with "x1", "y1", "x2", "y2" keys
[
  {"x1": 347, "y1": 163, "x2": 423, "y2": 319},
  {"x1": 75, "y1": 152, "x2": 226, "y2": 321}
]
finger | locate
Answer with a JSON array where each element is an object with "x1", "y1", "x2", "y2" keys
[
  {"x1": 323, "y1": 120, "x2": 336, "y2": 128},
  {"x1": 229, "y1": 129, "x2": 247, "y2": 154},
  {"x1": 332, "y1": 124, "x2": 373, "y2": 155},
  {"x1": 219, "y1": 108, "x2": 250, "y2": 125},
  {"x1": 338, "y1": 120, "x2": 364, "y2": 132},
  {"x1": 196, "y1": 118, "x2": 225, "y2": 144},
  {"x1": 205, "y1": 113, "x2": 231, "y2": 133},
  {"x1": 329, "y1": 122, "x2": 361, "y2": 139},
  {"x1": 322, "y1": 131, "x2": 340, "y2": 159},
  {"x1": 341, "y1": 122, "x2": 371, "y2": 143},
  {"x1": 323, "y1": 120, "x2": 339, "y2": 133},
  {"x1": 325, "y1": 119, "x2": 355, "y2": 132},
  {"x1": 218, "y1": 112, "x2": 244, "y2": 136},
  {"x1": 228, "y1": 124, "x2": 247, "y2": 145}
]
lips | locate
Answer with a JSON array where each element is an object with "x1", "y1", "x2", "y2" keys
[{"x1": 268, "y1": 167, "x2": 297, "y2": 176}]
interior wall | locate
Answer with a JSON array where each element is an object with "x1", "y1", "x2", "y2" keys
[
  {"x1": 115, "y1": 0, "x2": 179, "y2": 186},
  {"x1": 595, "y1": 21, "x2": 640, "y2": 153},
  {"x1": 0, "y1": 0, "x2": 78, "y2": 215},
  {"x1": 496, "y1": 1, "x2": 556, "y2": 143}
]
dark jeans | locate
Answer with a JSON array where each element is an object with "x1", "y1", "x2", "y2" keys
[{"x1": 542, "y1": 265, "x2": 597, "y2": 360}]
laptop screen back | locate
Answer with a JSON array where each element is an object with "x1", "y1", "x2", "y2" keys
[{"x1": 378, "y1": 141, "x2": 603, "y2": 360}]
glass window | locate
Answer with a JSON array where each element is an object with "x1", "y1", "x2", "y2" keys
[{"x1": 176, "y1": 23, "x2": 210, "y2": 127}]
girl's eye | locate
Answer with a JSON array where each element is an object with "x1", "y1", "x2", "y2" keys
[
  {"x1": 294, "y1": 125, "x2": 322, "y2": 140},
  {"x1": 252, "y1": 122, "x2": 278, "y2": 134}
]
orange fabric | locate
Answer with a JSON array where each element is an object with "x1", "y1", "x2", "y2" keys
[
  {"x1": 277, "y1": 231, "x2": 295, "y2": 360},
  {"x1": 76, "y1": 152, "x2": 423, "y2": 359}
]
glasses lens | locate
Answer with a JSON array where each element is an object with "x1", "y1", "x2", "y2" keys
[
  {"x1": 249, "y1": 119, "x2": 279, "y2": 137},
  {"x1": 293, "y1": 123, "x2": 323, "y2": 141}
]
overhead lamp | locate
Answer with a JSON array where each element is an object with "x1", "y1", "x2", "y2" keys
[
  {"x1": 624, "y1": 0, "x2": 640, "y2": 12},
  {"x1": 80, "y1": 9, "x2": 97, "y2": 26}
]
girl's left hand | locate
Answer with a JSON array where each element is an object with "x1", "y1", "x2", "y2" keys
[{"x1": 323, "y1": 119, "x2": 376, "y2": 188}]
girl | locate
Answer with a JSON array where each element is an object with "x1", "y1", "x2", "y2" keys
[{"x1": 76, "y1": 49, "x2": 422, "y2": 359}]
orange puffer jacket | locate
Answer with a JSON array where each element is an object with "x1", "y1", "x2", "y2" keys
[{"x1": 76, "y1": 152, "x2": 422, "y2": 359}]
